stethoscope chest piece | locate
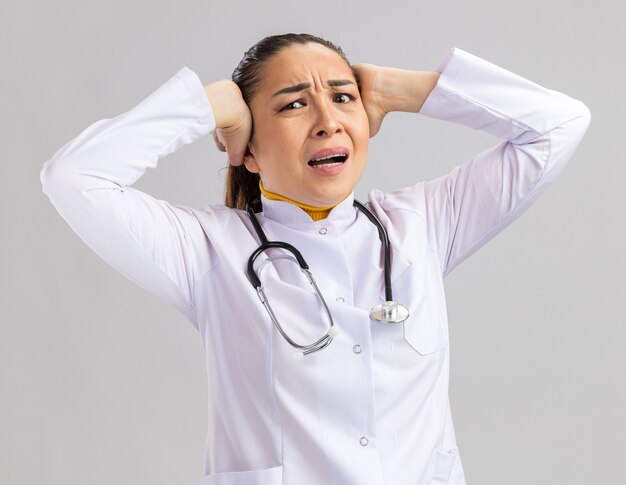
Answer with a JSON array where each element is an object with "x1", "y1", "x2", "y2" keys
[{"x1": 370, "y1": 301, "x2": 409, "y2": 324}]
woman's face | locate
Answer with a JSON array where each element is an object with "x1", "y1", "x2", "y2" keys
[{"x1": 243, "y1": 42, "x2": 370, "y2": 207}]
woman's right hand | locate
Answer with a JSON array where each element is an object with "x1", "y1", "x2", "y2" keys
[{"x1": 203, "y1": 80, "x2": 252, "y2": 166}]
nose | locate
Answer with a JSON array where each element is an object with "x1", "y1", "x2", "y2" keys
[{"x1": 310, "y1": 100, "x2": 343, "y2": 138}]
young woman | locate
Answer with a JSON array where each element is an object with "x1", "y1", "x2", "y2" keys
[{"x1": 40, "y1": 33, "x2": 591, "y2": 485}]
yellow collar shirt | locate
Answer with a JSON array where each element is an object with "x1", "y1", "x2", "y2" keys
[{"x1": 40, "y1": 47, "x2": 590, "y2": 485}]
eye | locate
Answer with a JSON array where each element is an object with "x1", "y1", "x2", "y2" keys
[
  {"x1": 334, "y1": 93, "x2": 355, "y2": 104},
  {"x1": 281, "y1": 100, "x2": 305, "y2": 111}
]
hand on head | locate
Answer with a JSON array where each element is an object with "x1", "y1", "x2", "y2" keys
[
  {"x1": 352, "y1": 63, "x2": 388, "y2": 138},
  {"x1": 204, "y1": 80, "x2": 252, "y2": 166}
]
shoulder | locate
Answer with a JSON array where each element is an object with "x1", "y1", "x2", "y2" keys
[
  {"x1": 361, "y1": 183, "x2": 437, "y2": 254},
  {"x1": 365, "y1": 183, "x2": 428, "y2": 219},
  {"x1": 177, "y1": 202, "x2": 248, "y2": 237}
]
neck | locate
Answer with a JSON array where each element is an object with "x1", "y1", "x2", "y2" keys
[{"x1": 259, "y1": 181, "x2": 344, "y2": 221}]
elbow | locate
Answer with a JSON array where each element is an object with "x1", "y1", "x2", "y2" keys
[
  {"x1": 538, "y1": 99, "x2": 591, "y2": 180},
  {"x1": 40, "y1": 159, "x2": 67, "y2": 199},
  {"x1": 560, "y1": 99, "x2": 592, "y2": 155},
  {"x1": 569, "y1": 99, "x2": 592, "y2": 141},
  {"x1": 511, "y1": 99, "x2": 592, "y2": 188},
  {"x1": 40, "y1": 159, "x2": 56, "y2": 197},
  {"x1": 40, "y1": 158, "x2": 80, "y2": 201}
]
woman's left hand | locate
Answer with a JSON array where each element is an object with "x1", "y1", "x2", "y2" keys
[
  {"x1": 352, "y1": 63, "x2": 442, "y2": 138},
  {"x1": 352, "y1": 64, "x2": 388, "y2": 138}
]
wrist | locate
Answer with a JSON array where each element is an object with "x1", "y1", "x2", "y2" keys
[
  {"x1": 377, "y1": 67, "x2": 441, "y2": 113},
  {"x1": 203, "y1": 80, "x2": 244, "y2": 129}
]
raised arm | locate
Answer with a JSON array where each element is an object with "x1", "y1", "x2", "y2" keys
[
  {"x1": 40, "y1": 67, "x2": 250, "y2": 326},
  {"x1": 361, "y1": 48, "x2": 591, "y2": 276}
]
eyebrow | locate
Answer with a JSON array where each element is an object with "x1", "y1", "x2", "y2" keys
[{"x1": 272, "y1": 79, "x2": 356, "y2": 97}]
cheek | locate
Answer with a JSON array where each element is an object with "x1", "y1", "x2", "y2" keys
[
  {"x1": 256, "y1": 121, "x2": 303, "y2": 153},
  {"x1": 361, "y1": 121, "x2": 370, "y2": 141}
]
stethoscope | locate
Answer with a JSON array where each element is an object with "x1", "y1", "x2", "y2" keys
[{"x1": 246, "y1": 196, "x2": 409, "y2": 358}]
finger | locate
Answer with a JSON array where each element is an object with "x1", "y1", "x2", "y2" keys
[
  {"x1": 369, "y1": 116, "x2": 383, "y2": 138},
  {"x1": 223, "y1": 116, "x2": 252, "y2": 167},
  {"x1": 368, "y1": 118, "x2": 378, "y2": 138},
  {"x1": 213, "y1": 130, "x2": 227, "y2": 152},
  {"x1": 364, "y1": 103, "x2": 385, "y2": 138},
  {"x1": 226, "y1": 145, "x2": 247, "y2": 166}
]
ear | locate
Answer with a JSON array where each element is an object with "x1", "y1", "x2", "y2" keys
[{"x1": 242, "y1": 145, "x2": 260, "y2": 174}]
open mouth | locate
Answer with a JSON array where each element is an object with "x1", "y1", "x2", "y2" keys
[{"x1": 308, "y1": 153, "x2": 348, "y2": 168}]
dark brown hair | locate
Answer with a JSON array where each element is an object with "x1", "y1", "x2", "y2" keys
[{"x1": 225, "y1": 33, "x2": 357, "y2": 209}]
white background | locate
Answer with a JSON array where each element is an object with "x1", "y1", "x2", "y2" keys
[{"x1": 2, "y1": 0, "x2": 623, "y2": 483}]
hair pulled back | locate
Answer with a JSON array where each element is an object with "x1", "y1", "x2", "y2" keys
[{"x1": 225, "y1": 33, "x2": 355, "y2": 209}]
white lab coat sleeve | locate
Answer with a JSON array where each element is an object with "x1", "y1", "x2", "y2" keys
[
  {"x1": 413, "y1": 47, "x2": 591, "y2": 276},
  {"x1": 40, "y1": 67, "x2": 217, "y2": 326}
]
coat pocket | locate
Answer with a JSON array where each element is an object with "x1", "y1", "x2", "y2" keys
[
  {"x1": 431, "y1": 447, "x2": 465, "y2": 484},
  {"x1": 402, "y1": 305, "x2": 446, "y2": 355},
  {"x1": 392, "y1": 250, "x2": 447, "y2": 355},
  {"x1": 201, "y1": 465, "x2": 283, "y2": 485}
]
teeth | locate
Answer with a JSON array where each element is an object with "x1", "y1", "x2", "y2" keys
[
  {"x1": 311, "y1": 153, "x2": 346, "y2": 161},
  {"x1": 314, "y1": 161, "x2": 343, "y2": 168}
]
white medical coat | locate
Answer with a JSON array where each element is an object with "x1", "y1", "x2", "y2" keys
[{"x1": 40, "y1": 47, "x2": 591, "y2": 485}]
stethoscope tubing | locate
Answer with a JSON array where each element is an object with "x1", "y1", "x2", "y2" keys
[
  {"x1": 247, "y1": 197, "x2": 392, "y2": 300},
  {"x1": 245, "y1": 196, "x2": 407, "y2": 356},
  {"x1": 353, "y1": 200, "x2": 393, "y2": 302},
  {"x1": 247, "y1": 240, "x2": 309, "y2": 289}
]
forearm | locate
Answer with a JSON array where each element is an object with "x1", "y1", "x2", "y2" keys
[
  {"x1": 203, "y1": 79, "x2": 252, "y2": 166},
  {"x1": 203, "y1": 80, "x2": 245, "y2": 129},
  {"x1": 418, "y1": 47, "x2": 591, "y2": 275},
  {"x1": 377, "y1": 67, "x2": 441, "y2": 114},
  {"x1": 42, "y1": 67, "x2": 215, "y2": 191},
  {"x1": 40, "y1": 66, "x2": 217, "y2": 318}
]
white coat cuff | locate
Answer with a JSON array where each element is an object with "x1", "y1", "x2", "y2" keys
[
  {"x1": 172, "y1": 65, "x2": 217, "y2": 137},
  {"x1": 418, "y1": 47, "x2": 589, "y2": 143}
]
